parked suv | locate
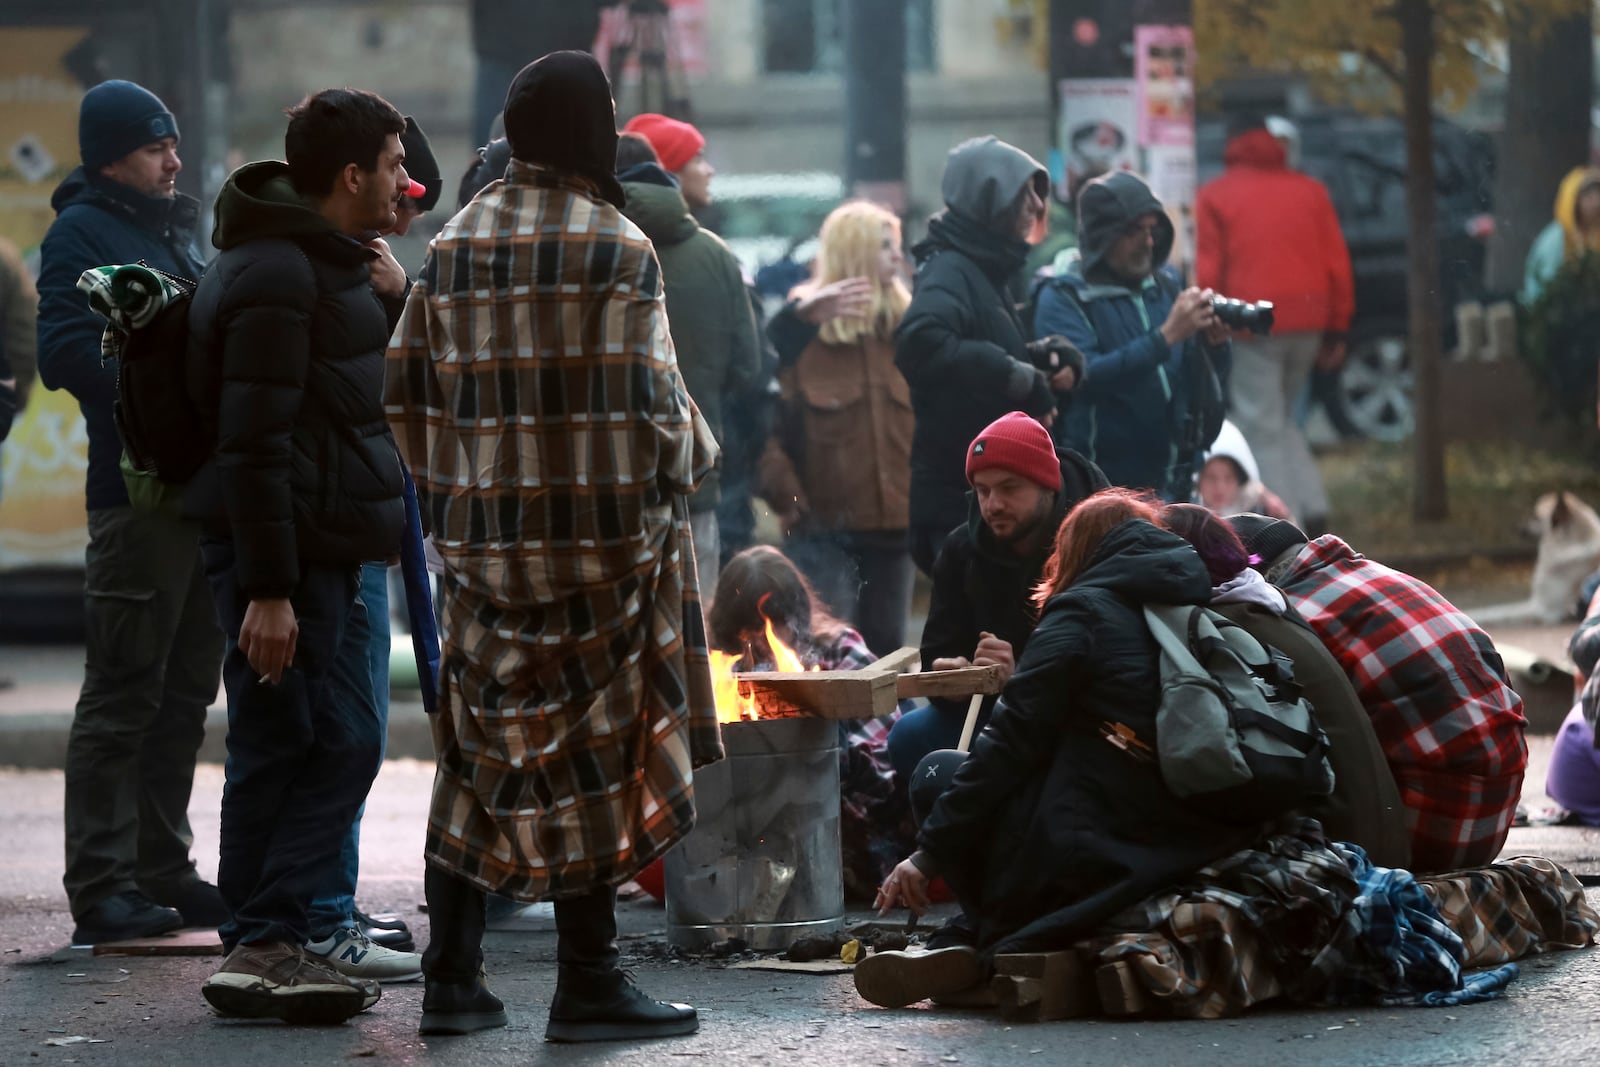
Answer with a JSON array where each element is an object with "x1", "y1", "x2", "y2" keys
[{"x1": 1197, "y1": 111, "x2": 1496, "y2": 441}]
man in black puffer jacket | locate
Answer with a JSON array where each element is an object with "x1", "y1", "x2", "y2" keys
[
  {"x1": 186, "y1": 88, "x2": 409, "y2": 1025},
  {"x1": 896, "y1": 136, "x2": 1085, "y2": 575}
]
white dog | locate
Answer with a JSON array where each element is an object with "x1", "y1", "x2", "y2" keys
[{"x1": 1473, "y1": 491, "x2": 1600, "y2": 626}]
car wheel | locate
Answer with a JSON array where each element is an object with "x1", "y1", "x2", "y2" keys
[{"x1": 1337, "y1": 333, "x2": 1414, "y2": 442}]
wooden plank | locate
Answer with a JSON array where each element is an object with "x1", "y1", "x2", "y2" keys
[
  {"x1": 895, "y1": 664, "x2": 1004, "y2": 700},
  {"x1": 992, "y1": 974, "x2": 1043, "y2": 1022},
  {"x1": 735, "y1": 667, "x2": 899, "y2": 720},
  {"x1": 872, "y1": 646, "x2": 923, "y2": 676},
  {"x1": 1095, "y1": 960, "x2": 1149, "y2": 1016},
  {"x1": 993, "y1": 950, "x2": 1095, "y2": 1021},
  {"x1": 727, "y1": 958, "x2": 854, "y2": 975},
  {"x1": 92, "y1": 928, "x2": 223, "y2": 957}
]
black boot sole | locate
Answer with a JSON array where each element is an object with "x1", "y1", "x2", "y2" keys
[
  {"x1": 202, "y1": 983, "x2": 366, "y2": 1025},
  {"x1": 544, "y1": 1015, "x2": 699, "y2": 1043},
  {"x1": 419, "y1": 1009, "x2": 509, "y2": 1035}
]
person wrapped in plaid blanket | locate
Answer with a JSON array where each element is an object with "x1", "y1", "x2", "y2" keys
[{"x1": 1231, "y1": 516, "x2": 1528, "y2": 872}]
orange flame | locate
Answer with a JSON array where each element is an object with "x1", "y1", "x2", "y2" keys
[{"x1": 709, "y1": 598, "x2": 819, "y2": 723}]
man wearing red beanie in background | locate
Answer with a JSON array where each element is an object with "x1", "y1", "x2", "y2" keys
[
  {"x1": 622, "y1": 113, "x2": 714, "y2": 211},
  {"x1": 885, "y1": 412, "x2": 1105, "y2": 785}
]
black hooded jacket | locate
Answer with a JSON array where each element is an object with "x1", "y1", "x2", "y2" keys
[
  {"x1": 919, "y1": 448, "x2": 1108, "y2": 725},
  {"x1": 896, "y1": 137, "x2": 1058, "y2": 535},
  {"x1": 184, "y1": 160, "x2": 405, "y2": 598},
  {"x1": 917, "y1": 520, "x2": 1262, "y2": 955}
]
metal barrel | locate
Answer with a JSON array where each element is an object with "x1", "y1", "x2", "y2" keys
[{"x1": 664, "y1": 716, "x2": 844, "y2": 952}]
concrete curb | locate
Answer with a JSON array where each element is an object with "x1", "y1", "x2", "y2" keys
[{"x1": 0, "y1": 700, "x2": 438, "y2": 771}]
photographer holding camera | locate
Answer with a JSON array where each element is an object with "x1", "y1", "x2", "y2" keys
[{"x1": 1034, "y1": 171, "x2": 1231, "y2": 501}]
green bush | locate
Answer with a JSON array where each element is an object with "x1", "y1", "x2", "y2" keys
[{"x1": 1519, "y1": 251, "x2": 1600, "y2": 425}]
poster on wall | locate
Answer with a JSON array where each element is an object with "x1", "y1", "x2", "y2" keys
[
  {"x1": 1147, "y1": 143, "x2": 1197, "y2": 273},
  {"x1": 0, "y1": 26, "x2": 92, "y2": 571},
  {"x1": 1057, "y1": 79, "x2": 1138, "y2": 200},
  {"x1": 1134, "y1": 24, "x2": 1194, "y2": 149}
]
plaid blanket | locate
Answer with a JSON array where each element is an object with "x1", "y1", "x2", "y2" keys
[
  {"x1": 385, "y1": 161, "x2": 723, "y2": 901},
  {"x1": 1418, "y1": 855, "x2": 1599, "y2": 969},
  {"x1": 1277, "y1": 536, "x2": 1528, "y2": 871}
]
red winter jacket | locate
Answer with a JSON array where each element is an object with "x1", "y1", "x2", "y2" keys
[{"x1": 1195, "y1": 129, "x2": 1355, "y2": 337}]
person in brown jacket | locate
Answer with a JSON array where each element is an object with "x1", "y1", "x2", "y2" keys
[{"x1": 761, "y1": 200, "x2": 916, "y2": 655}]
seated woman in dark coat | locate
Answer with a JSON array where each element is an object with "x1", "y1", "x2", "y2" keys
[
  {"x1": 859, "y1": 489, "x2": 1261, "y2": 1008},
  {"x1": 1161, "y1": 503, "x2": 1411, "y2": 869}
]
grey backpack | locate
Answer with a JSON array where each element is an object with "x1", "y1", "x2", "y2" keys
[{"x1": 1144, "y1": 603, "x2": 1335, "y2": 823}]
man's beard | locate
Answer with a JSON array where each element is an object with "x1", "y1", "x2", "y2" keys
[
  {"x1": 1107, "y1": 250, "x2": 1152, "y2": 286},
  {"x1": 993, "y1": 496, "x2": 1056, "y2": 550}
]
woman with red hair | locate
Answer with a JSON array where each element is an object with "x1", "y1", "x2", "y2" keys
[{"x1": 859, "y1": 489, "x2": 1260, "y2": 1007}]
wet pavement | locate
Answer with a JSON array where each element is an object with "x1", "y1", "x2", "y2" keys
[{"x1": 2, "y1": 757, "x2": 1599, "y2": 1067}]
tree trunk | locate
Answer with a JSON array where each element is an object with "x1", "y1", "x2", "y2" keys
[
  {"x1": 1400, "y1": 0, "x2": 1448, "y2": 520},
  {"x1": 1484, "y1": 6, "x2": 1593, "y2": 296}
]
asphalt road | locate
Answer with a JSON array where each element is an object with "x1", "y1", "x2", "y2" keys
[{"x1": 3, "y1": 760, "x2": 1600, "y2": 1066}]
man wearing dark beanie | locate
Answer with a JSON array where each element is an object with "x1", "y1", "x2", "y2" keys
[
  {"x1": 386, "y1": 50, "x2": 715, "y2": 1043},
  {"x1": 886, "y1": 411, "x2": 1106, "y2": 783},
  {"x1": 35, "y1": 79, "x2": 226, "y2": 946}
]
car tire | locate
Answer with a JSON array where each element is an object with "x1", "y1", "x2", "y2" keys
[{"x1": 1332, "y1": 332, "x2": 1414, "y2": 442}]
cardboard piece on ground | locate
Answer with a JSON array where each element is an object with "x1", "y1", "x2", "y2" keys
[
  {"x1": 727, "y1": 957, "x2": 854, "y2": 975},
  {"x1": 92, "y1": 928, "x2": 223, "y2": 957}
]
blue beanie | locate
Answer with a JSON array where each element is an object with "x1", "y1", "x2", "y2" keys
[{"x1": 79, "y1": 80, "x2": 179, "y2": 170}]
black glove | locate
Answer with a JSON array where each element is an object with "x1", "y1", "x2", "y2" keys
[{"x1": 1025, "y1": 336, "x2": 1087, "y2": 388}]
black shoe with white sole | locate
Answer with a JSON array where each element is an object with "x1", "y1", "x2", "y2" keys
[{"x1": 544, "y1": 967, "x2": 697, "y2": 1043}]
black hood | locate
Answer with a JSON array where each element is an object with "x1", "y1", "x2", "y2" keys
[
  {"x1": 211, "y1": 160, "x2": 338, "y2": 250},
  {"x1": 502, "y1": 50, "x2": 626, "y2": 209},
  {"x1": 51, "y1": 165, "x2": 200, "y2": 236},
  {"x1": 1076, "y1": 171, "x2": 1174, "y2": 279},
  {"x1": 966, "y1": 448, "x2": 1110, "y2": 563},
  {"x1": 914, "y1": 136, "x2": 1048, "y2": 280},
  {"x1": 1066, "y1": 519, "x2": 1213, "y2": 605}
]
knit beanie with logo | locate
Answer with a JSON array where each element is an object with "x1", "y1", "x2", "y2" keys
[
  {"x1": 965, "y1": 411, "x2": 1062, "y2": 492},
  {"x1": 79, "y1": 80, "x2": 179, "y2": 170}
]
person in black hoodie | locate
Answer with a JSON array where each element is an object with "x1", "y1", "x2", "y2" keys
[
  {"x1": 35, "y1": 79, "x2": 228, "y2": 946},
  {"x1": 859, "y1": 490, "x2": 1260, "y2": 1008},
  {"x1": 896, "y1": 136, "x2": 1085, "y2": 576},
  {"x1": 886, "y1": 412, "x2": 1105, "y2": 781},
  {"x1": 186, "y1": 88, "x2": 409, "y2": 1025}
]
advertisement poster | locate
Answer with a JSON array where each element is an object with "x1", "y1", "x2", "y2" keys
[
  {"x1": 1146, "y1": 143, "x2": 1197, "y2": 272},
  {"x1": 0, "y1": 26, "x2": 92, "y2": 571},
  {"x1": 1134, "y1": 24, "x2": 1195, "y2": 149},
  {"x1": 1057, "y1": 79, "x2": 1138, "y2": 199}
]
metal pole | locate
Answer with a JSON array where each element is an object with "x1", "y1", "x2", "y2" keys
[{"x1": 843, "y1": 0, "x2": 907, "y2": 213}]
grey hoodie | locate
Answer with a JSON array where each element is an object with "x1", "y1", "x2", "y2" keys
[{"x1": 941, "y1": 135, "x2": 1048, "y2": 230}]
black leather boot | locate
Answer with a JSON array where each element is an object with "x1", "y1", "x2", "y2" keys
[
  {"x1": 419, "y1": 865, "x2": 507, "y2": 1035},
  {"x1": 544, "y1": 887, "x2": 696, "y2": 1043}
]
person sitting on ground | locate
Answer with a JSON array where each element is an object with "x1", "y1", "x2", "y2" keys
[
  {"x1": 707, "y1": 545, "x2": 915, "y2": 898},
  {"x1": 1197, "y1": 420, "x2": 1295, "y2": 523},
  {"x1": 885, "y1": 411, "x2": 1105, "y2": 782},
  {"x1": 1162, "y1": 504, "x2": 1410, "y2": 868},
  {"x1": 1543, "y1": 591, "x2": 1600, "y2": 824},
  {"x1": 861, "y1": 489, "x2": 1264, "y2": 1007},
  {"x1": 1230, "y1": 515, "x2": 1529, "y2": 872},
  {"x1": 759, "y1": 199, "x2": 916, "y2": 658}
]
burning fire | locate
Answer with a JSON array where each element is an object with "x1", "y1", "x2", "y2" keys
[{"x1": 709, "y1": 601, "x2": 818, "y2": 723}]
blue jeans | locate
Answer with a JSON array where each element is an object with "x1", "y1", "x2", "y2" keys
[
  {"x1": 886, "y1": 699, "x2": 992, "y2": 783},
  {"x1": 305, "y1": 562, "x2": 390, "y2": 939},
  {"x1": 204, "y1": 544, "x2": 381, "y2": 951}
]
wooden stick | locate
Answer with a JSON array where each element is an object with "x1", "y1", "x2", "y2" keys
[{"x1": 956, "y1": 692, "x2": 984, "y2": 753}]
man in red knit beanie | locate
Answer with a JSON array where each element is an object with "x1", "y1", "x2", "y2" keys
[
  {"x1": 886, "y1": 411, "x2": 1106, "y2": 785},
  {"x1": 622, "y1": 113, "x2": 714, "y2": 210}
]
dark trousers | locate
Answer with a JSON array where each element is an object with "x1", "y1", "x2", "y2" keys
[
  {"x1": 788, "y1": 529, "x2": 915, "y2": 656},
  {"x1": 424, "y1": 865, "x2": 618, "y2": 982},
  {"x1": 63, "y1": 506, "x2": 223, "y2": 919},
  {"x1": 203, "y1": 541, "x2": 381, "y2": 950}
]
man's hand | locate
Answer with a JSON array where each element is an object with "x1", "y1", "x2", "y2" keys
[
  {"x1": 1202, "y1": 321, "x2": 1232, "y2": 347},
  {"x1": 794, "y1": 277, "x2": 873, "y2": 325},
  {"x1": 875, "y1": 856, "x2": 932, "y2": 917},
  {"x1": 239, "y1": 598, "x2": 298, "y2": 685},
  {"x1": 1159, "y1": 287, "x2": 1218, "y2": 347},
  {"x1": 930, "y1": 656, "x2": 972, "y2": 672},
  {"x1": 972, "y1": 630, "x2": 1016, "y2": 688},
  {"x1": 1048, "y1": 365, "x2": 1079, "y2": 391},
  {"x1": 1317, "y1": 336, "x2": 1348, "y2": 371},
  {"x1": 367, "y1": 236, "x2": 407, "y2": 298}
]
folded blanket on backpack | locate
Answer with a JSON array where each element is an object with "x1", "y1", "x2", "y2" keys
[{"x1": 76, "y1": 263, "x2": 190, "y2": 366}]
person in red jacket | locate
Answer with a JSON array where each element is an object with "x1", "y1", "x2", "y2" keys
[{"x1": 1196, "y1": 115, "x2": 1352, "y2": 532}]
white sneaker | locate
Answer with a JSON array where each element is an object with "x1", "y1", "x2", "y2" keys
[{"x1": 306, "y1": 926, "x2": 423, "y2": 983}]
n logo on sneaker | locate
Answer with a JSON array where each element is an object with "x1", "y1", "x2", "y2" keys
[{"x1": 339, "y1": 942, "x2": 371, "y2": 965}]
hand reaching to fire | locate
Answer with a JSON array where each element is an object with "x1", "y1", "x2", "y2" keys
[{"x1": 876, "y1": 856, "x2": 931, "y2": 917}]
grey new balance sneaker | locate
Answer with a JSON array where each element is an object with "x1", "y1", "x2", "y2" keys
[
  {"x1": 202, "y1": 941, "x2": 379, "y2": 1024},
  {"x1": 306, "y1": 925, "x2": 423, "y2": 983}
]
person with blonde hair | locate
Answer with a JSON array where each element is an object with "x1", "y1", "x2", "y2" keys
[{"x1": 761, "y1": 199, "x2": 917, "y2": 655}]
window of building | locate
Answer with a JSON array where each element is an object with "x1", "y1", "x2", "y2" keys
[{"x1": 762, "y1": 0, "x2": 936, "y2": 74}]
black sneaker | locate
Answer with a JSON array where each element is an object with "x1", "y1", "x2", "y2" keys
[
  {"x1": 202, "y1": 941, "x2": 378, "y2": 1025},
  {"x1": 545, "y1": 967, "x2": 697, "y2": 1043},
  {"x1": 354, "y1": 909, "x2": 415, "y2": 952},
  {"x1": 142, "y1": 878, "x2": 230, "y2": 928},
  {"x1": 419, "y1": 968, "x2": 508, "y2": 1035},
  {"x1": 71, "y1": 891, "x2": 183, "y2": 946}
]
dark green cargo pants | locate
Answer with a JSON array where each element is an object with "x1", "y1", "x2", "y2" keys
[{"x1": 62, "y1": 505, "x2": 224, "y2": 919}]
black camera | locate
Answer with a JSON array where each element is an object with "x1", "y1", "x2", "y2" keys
[{"x1": 1211, "y1": 297, "x2": 1275, "y2": 336}]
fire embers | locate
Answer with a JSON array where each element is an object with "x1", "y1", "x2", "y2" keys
[{"x1": 708, "y1": 596, "x2": 819, "y2": 723}]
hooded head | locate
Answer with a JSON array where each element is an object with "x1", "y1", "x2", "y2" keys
[
  {"x1": 1075, "y1": 170, "x2": 1173, "y2": 283},
  {"x1": 1227, "y1": 513, "x2": 1310, "y2": 576},
  {"x1": 1553, "y1": 165, "x2": 1600, "y2": 259},
  {"x1": 1222, "y1": 113, "x2": 1288, "y2": 172},
  {"x1": 503, "y1": 51, "x2": 626, "y2": 209},
  {"x1": 939, "y1": 136, "x2": 1048, "y2": 235}
]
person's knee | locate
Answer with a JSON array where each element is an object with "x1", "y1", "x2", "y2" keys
[
  {"x1": 908, "y1": 749, "x2": 966, "y2": 825},
  {"x1": 888, "y1": 707, "x2": 946, "y2": 782}
]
